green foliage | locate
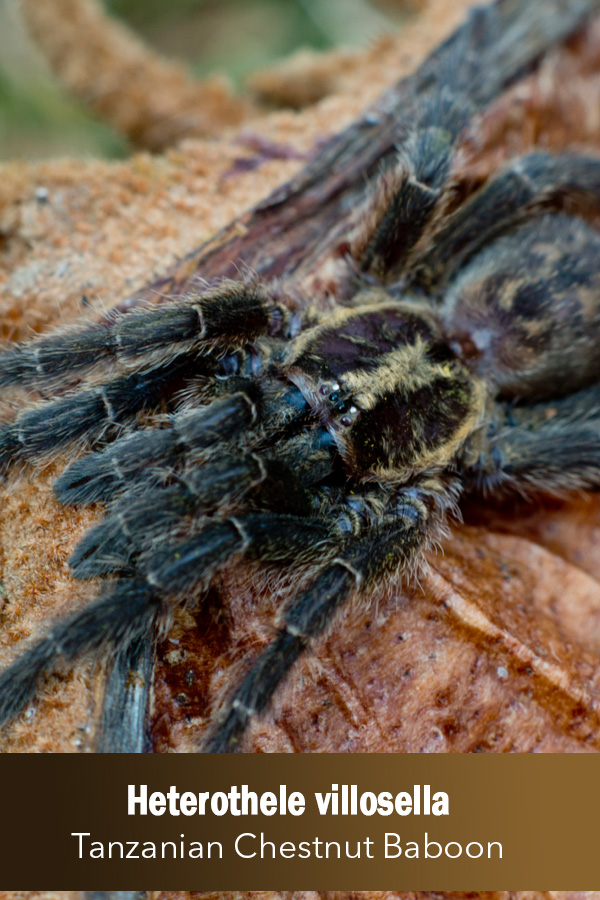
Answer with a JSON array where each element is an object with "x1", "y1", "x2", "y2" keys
[
  {"x1": 0, "y1": 0, "x2": 400, "y2": 161},
  {"x1": 0, "y1": 68, "x2": 128, "y2": 160}
]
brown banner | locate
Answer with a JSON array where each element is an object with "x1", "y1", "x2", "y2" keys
[{"x1": 1, "y1": 754, "x2": 599, "y2": 889}]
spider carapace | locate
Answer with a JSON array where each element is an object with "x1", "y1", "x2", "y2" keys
[{"x1": 2, "y1": 0, "x2": 600, "y2": 751}]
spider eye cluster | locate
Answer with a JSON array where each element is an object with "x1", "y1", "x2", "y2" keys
[{"x1": 319, "y1": 381, "x2": 360, "y2": 428}]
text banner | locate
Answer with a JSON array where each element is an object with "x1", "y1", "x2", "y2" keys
[{"x1": 1, "y1": 754, "x2": 598, "y2": 889}]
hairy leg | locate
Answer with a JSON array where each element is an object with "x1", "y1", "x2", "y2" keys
[
  {"x1": 0, "y1": 280, "x2": 291, "y2": 390},
  {"x1": 53, "y1": 376, "x2": 321, "y2": 505},
  {"x1": 0, "y1": 512, "x2": 335, "y2": 727},
  {"x1": 470, "y1": 385, "x2": 600, "y2": 493},
  {"x1": 0, "y1": 580, "x2": 162, "y2": 728},
  {"x1": 68, "y1": 447, "x2": 326, "y2": 578},
  {"x1": 411, "y1": 152, "x2": 600, "y2": 288},
  {"x1": 349, "y1": 0, "x2": 579, "y2": 281},
  {"x1": 53, "y1": 389, "x2": 260, "y2": 504},
  {"x1": 205, "y1": 485, "x2": 443, "y2": 752},
  {"x1": 0, "y1": 355, "x2": 202, "y2": 473}
]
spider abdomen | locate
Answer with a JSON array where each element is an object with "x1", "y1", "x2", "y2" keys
[{"x1": 443, "y1": 215, "x2": 600, "y2": 400}]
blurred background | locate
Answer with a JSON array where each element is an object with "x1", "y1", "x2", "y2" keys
[{"x1": 0, "y1": 0, "x2": 415, "y2": 161}]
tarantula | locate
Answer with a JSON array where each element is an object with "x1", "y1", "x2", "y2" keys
[{"x1": 2, "y1": 0, "x2": 600, "y2": 752}]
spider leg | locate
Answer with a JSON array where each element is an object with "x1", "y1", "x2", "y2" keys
[
  {"x1": 94, "y1": 622, "x2": 156, "y2": 753},
  {"x1": 0, "y1": 512, "x2": 334, "y2": 727},
  {"x1": 350, "y1": 2, "x2": 509, "y2": 281},
  {"x1": 69, "y1": 450, "x2": 321, "y2": 578},
  {"x1": 69, "y1": 416, "x2": 335, "y2": 577},
  {"x1": 205, "y1": 485, "x2": 445, "y2": 752},
  {"x1": 0, "y1": 280, "x2": 291, "y2": 390},
  {"x1": 352, "y1": 0, "x2": 600, "y2": 286},
  {"x1": 0, "y1": 579, "x2": 162, "y2": 728},
  {"x1": 53, "y1": 376, "x2": 318, "y2": 504},
  {"x1": 410, "y1": 152, "x2": 600, "y2": 289},
  {"x1": 351, "y1": 95, "x2": 469, "y2": 282},
  {"x1": 53, "y1": 389, "x2": 260, "y2": 504},
  {"x1": 0, "y1": 355, "x2": 206, "y2": 473},
  {"x1": 469, "y1": 385, "x2": 600, "y2": 494}
]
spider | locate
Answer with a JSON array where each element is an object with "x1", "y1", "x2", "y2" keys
[{"x1": 1, "y1": 0, "x2": 600, "y2": 753}]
